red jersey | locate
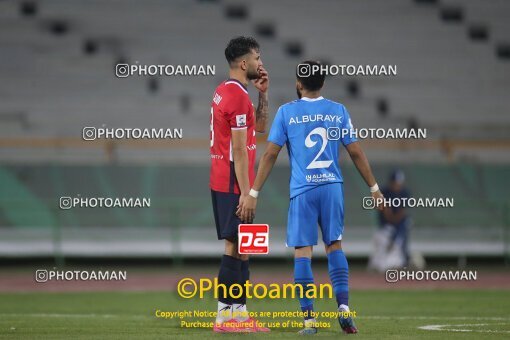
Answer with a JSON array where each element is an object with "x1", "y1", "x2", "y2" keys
[{"x1": 210, "y1": 79, "x2": 256, "y2": 194}]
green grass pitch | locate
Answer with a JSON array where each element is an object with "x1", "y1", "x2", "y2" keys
[{"x1": 0, "y1": 290, "x2": 509, "y2": 339}]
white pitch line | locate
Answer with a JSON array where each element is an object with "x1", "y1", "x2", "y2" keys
[
  {"x1": 419, "y1": 323, "x2": 510, "y2": 334},
  {"x1": 363, "y1": 316, "x2": 510, "y2": 321}
]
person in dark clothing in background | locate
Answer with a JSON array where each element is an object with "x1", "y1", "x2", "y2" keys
[{"x1": 369, "y1": 169, "x2": 411, "y2": 270}]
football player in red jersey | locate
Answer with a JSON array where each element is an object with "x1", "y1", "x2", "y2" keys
[{"x1": 210, "y1": 36, "x2": 269, "y2": 333}]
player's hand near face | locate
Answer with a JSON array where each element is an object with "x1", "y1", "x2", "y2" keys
[
  {"x1": 252, "y1": 66, "x2": 269, "y2": 93},
  {"x1": 372, "y1": 190, "x2": 384, "y2": 211},
  {"x1": 237, "y1": 195, "x2": 257, "y2": 223}
]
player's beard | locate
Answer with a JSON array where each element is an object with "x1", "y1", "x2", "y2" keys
[
  {"x1": 247, "y1": 66, "x2": 259, "y2": 80},
  {"x1": 296, "y1": 85, "x2": 302, "y2": 99}
]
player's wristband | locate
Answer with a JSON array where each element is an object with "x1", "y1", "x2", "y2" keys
[
  {"x1": 369, "y1": 183, "x2": 379, "y2": 193},
  {"x1": 249, "y1": 189, "x2": 259, "y2": 198}
]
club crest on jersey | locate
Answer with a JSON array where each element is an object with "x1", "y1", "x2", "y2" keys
[
  {"x1": 236, "y1": 114, "x2": 247, "y2": 127},
  {"x1": 213, "y1": 93, "x2": 222, "y2": 105}
]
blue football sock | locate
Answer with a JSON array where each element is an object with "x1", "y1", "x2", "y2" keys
[
  {"x1": 327, "y1": 249, "x2": 349, "y2": 308},
  {"x1": 294, "y1": 257, "x2": 315, "y2": 320}
]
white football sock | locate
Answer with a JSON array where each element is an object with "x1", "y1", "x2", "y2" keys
[
  {"x1": 216, "y1": 302, "x2": 232, "y2": 323},
  {"x1": 304, "y1": 318, "x2": 317, "y2": 328},
  {"x1": 232, "y1": 303, "x2": 249, "y2": 321},
  {"x1": 339, "y1": 304, "x2": 350, "y2": 312}
]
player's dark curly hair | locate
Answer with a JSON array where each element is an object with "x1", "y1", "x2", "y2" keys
[
  {"x1": 296, "y1": 60, "x2": 325, "y2": 91},
  {"x1": 225, "y1": 36, "x2": 260, "y2": 65}
]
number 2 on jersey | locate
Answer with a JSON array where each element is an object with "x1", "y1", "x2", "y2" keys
[{"x1": 305, "y1": 127, "x2": 333, "y2": 169}]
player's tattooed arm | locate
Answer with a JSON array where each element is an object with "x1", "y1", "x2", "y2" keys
[{"x1": 255, "y1": 91, "x2": 269, "y2": 133}]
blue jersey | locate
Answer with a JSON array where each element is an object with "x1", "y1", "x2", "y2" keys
[{"x1": 268, "y1": 96, "x2": 357, "y2": 198}]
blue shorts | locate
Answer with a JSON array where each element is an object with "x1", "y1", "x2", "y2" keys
[{"x1": 287, "y1": 183, "x2": 344, "y2": 247}]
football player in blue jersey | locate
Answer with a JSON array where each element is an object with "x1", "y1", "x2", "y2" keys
[{"x1": 237, "y1": 60, "x2": 384, "y2": 335}]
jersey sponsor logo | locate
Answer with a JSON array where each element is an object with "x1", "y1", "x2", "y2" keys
[
  {"x1": 305, "y1": 173, "x2": 336, "y2": 183},
  {"x1": 236, "y1": 114, "x2": 247, "y2": 127},
  {"x1": 238, "y1": 224, "x2": 269, "y2": 254},
  {"x1": 289, "y1": 114, "x2": 342, "y2": 125}
]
